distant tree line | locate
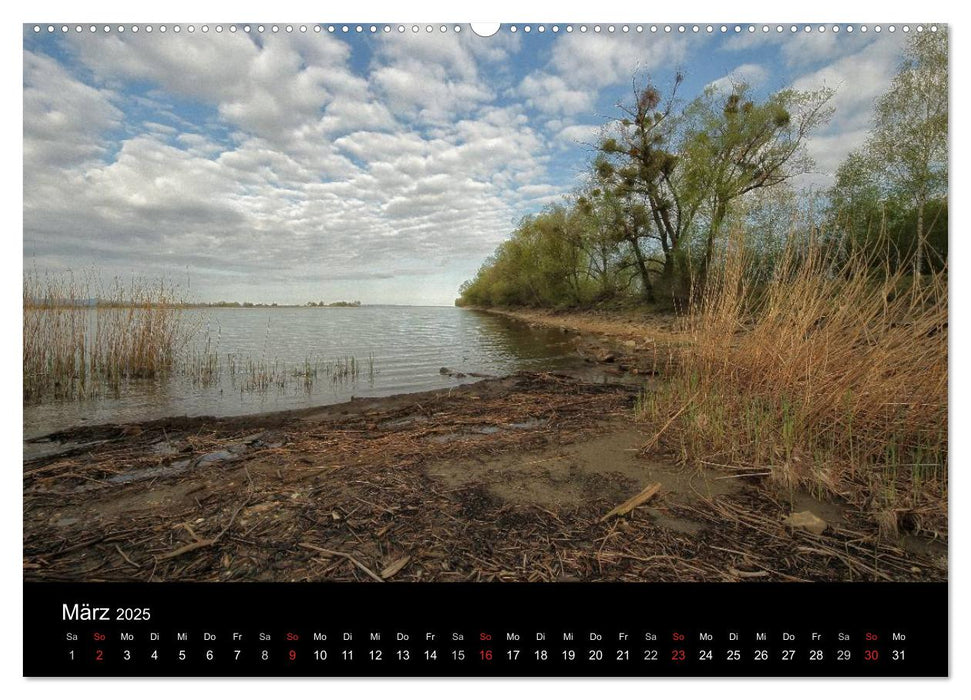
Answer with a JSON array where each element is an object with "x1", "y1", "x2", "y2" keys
[
  {"x1": 191, "y1": 300, "x2": 362, "y2": 308},
  {"x1": 457, "y1": 29, "x2": 947, "y2": 309},
  {"x1": 205, "y1": 301, "x2": 279, "y2": 308}
]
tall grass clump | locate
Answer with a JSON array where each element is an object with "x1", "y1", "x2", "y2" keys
[
  {"x1": 23, "y1": 270, "x2": 189, "y2": 401},
  {"x1": 640, "y1": 227, "x2": 947, "y2": 536}
]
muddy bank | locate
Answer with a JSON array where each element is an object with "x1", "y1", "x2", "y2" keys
[{"x1": 24, "y1": 371, "x2": 945, "y2": 583}]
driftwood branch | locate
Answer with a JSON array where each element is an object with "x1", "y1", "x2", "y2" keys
[
  {"x1": 601, "y1": 482, "x2": 661, "y2": 522},
  {"x1": 156, "y1": 503, "x2": 244, "y2": 562},
  {"x1": 298, "y1": 542, "x2": 384, "y2": 582}
]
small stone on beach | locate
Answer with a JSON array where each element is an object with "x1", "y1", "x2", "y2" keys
[{"x1": 784, "y1": 510, "x2": 828, "y2": 535}]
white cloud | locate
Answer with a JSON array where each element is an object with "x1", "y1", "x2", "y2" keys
[
  {"x1": 555, "y1": 123, "x2": 602, "y2": 148},
  {"x1": 520, "y1": 73, "x2": 592, "y2": 115},
  {"x1": 71, "y1": 31, "x2": 259, "y2": 101},
  {"x1": 176, "y1": 132, "x2": 222, "y2": 156},
  {"x1": 781, "y1": 32, "x2": 843, "y2": 67},
  {"x1": 550, "y1": 33, "x2": 689, "y2": 88},
  {"x1": 23, "y1": 28, "x2": 916, "y2": 304},
  {"x1": 705, "y1": 63, "x2": 769, "y2": 93},
  {"x1": 24, "y1": 31, "x2": 559, "y2": 303},
  {"x1": 69, "y1": 31, "x2": 368, "y2": 148},
  {"x1": 369, "y1": 31, "x2": 502, "y2": 124},
  {"x1": 792, "y1": 34, "x2": 908, "y2": 182},
  {"x1": 371, "y1": 63, "x2": 493, "y2": 123},
  {"x1": 23, "y1": 51, "x2": 122, "y2": 169},
  {"x1": 518, "y1": 32, "x2": 698, "y2": 118}
]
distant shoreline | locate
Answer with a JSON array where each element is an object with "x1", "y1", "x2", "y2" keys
[{"x1": 23, "y1": 302, "x2": 463, "y2": 310}]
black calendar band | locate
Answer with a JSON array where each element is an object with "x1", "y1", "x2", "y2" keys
[{"x1": 24, "y1": 582, "x2": 947, "y2": 677}]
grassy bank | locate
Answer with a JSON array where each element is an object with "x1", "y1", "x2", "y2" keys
[
  {"x1": 472, "y1": 233, "x2": 948, "y2": 538},
  {"x1": 638, "y1": 233, "x2": 947, "y2": 537}
]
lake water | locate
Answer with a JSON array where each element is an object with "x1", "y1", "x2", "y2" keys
[{"x1": 23, "y1": 306, "x2": 580, "y2": 439}]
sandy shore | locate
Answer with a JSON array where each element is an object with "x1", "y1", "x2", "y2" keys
[{"x1": 473, "y1": 307, "x2": 688, "y2": 345}]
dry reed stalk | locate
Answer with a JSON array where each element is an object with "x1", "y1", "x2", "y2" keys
[
  {"x1": 640, "y1": 226, "x2": 947, "y2": 535},
  {"x1": 24, "y1": 270, "x2": 189, "y2": 401}
]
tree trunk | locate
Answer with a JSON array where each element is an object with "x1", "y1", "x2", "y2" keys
[
  {"x1": 915, "y1": 197, "x2": 926, "y2": 279},
  {"x1": 662, "y1": 254, "x2": 674, "y2": 284},
  {"x1": 697, "y1": 200, "x2": 727, "y2": 299},
  {"x1": 627, "y1": 237, "x2": 655, "y2": 303}
]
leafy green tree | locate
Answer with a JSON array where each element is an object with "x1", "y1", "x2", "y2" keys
[
  {"x1": 596, "y1": 77, "x2": 831, "y2": 299},
  {"x1": 456, "y1": 203, "x2": 597, "y2": 308},
  {"x1": 597, "y1": 77, "x2": 697, "y2": 297},
  {"x1": 579, "y1": 160, "x2": 660, "y2": 302},
  {"x1": 680, "y1": 83, "x2": 833, "y2": 286},
  {"x1": 828, "y1": 28, "x2": 948, "y2": 275},
  {"x1": 868, "y1": 27, "x2": 948, "y2": 273},
  {"x1": 568, "y1": 191, "x2": 623, "y2": 301}
]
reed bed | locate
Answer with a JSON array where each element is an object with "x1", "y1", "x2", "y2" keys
[
  {"x1": 26, "y1": 272, "x2": 379, "y2": 402},
  {"x1": 179, "y1": 349, "x2": 377, "y2": 394},
  {"x1": 24, "y1": 271, "x2": 189, "y2": 401},
  {"x1": 639, "y1": 228, "x2": 948, "y2": 537}
]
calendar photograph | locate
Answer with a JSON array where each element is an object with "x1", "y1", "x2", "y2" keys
[{"x1": 23, "y1": 22, "x2": 947, "y2": 593}]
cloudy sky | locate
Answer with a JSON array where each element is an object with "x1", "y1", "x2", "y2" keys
[{"x1": 23, "y1": 23, "x2": 913, "y2": 305}]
